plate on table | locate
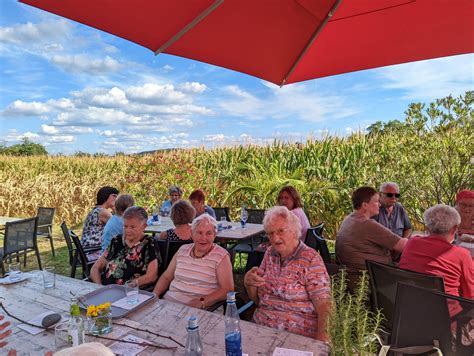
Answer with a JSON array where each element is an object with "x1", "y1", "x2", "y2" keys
[{"x1": 0, "y1": 273, "x2": 30, "y2": 285}]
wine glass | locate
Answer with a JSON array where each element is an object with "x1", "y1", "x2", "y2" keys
[{"x1": 240, "y1": 209, "x2": 248, "y2": 228}]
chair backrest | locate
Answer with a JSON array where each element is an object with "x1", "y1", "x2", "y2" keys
[
  {"x1": 37, "y1": 207, "x2": 55, "y2": 234},
  {"x1": 366, "y1": 260, "x2": 445, "y2": 332},
  {"x1": 392, "y1": 283, "x2": 474, "y2": 355},
  {"x1": 312, "y1": 222, "x2": 324, "y2": 236},
  {"x1": 68, "y1": 228, "x2": 93, "y2": 277},
  {"x1": 155, "y1": 239, "x2": 193, "y2": 272},
  {"x1": 305, "y1": 227, "x2": 331, "y2": 263},
  {"x1": 246, "y1": 209, "x2": 265, "y2": 224},
  {"x1": 3, "y1": 217, "x2": 38, "y2": 255},
  {"x1": 324, "y1": 262, "x2": 343, "y2": 276},
  {"x1": 213, "y1": 207, "x2": 231, "y2": 222},
  {"x1": 60, "y1": 222, "x2": 76, "y2": 267}
]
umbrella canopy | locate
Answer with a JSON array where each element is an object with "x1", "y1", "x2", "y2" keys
[{"x1": 20, "y1": 0, "x2": 474, "y2": 86}]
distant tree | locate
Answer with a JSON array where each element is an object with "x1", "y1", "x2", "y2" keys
[{"x1": 0, "y1": 137, "x2": 47, "y2": 156}]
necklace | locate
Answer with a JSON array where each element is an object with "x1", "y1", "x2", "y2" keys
[{"x1": 192, "y1": 244, "x2": 214, "y2": 259}]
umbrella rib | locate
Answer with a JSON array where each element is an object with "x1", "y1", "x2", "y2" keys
[
  {"x1": 155, "y1": 0, "x2": 224, "y2": 55},
  {"x1": 280, "y1": 0, "x2": 342, "y2": 87}
]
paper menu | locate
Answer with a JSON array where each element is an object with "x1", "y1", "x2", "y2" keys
[
  {"x1": 272, "y1": 347, "x2": 313, "y2": 356},
  {"x1": 109, "y1": 334, "x2": 148, "y2": 355}
]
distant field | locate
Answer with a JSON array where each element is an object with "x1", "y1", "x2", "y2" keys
[{"x1": 1, "y1": 116, "x2": 471, "y2": 239}]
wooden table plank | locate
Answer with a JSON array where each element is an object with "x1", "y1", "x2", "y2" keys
[
  {"x1": 0, "y1": 216, "x2": 22, "y2": 226},
  {"x1": 1, "y1": 271, "x2": 329, "y2": 355}
]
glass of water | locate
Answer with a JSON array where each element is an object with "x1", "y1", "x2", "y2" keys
[
  {"x1": 42, "y1": 266, "x2": 56, "y2": 288},
  {"x1": 125, "y1": 279, "x2": 139, "y2": 304},
  {"x1": 8, "y1": 263, "x2": 22, "y2": 282}
]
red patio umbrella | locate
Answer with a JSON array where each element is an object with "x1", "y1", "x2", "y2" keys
[{"x1": 20, "y1": 0, "x2": 474, "y2": 86}]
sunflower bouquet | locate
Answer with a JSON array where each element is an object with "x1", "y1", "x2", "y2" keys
[{"x1": 86, "y1": 302, "x2": 112, "y2": 335}]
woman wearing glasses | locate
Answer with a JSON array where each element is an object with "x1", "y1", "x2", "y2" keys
[{"x1": 244, "y1": 206, "x2": 331, "y2": 342}]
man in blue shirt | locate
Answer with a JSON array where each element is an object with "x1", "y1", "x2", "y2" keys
[{"x1": 374, "y1": 182, "x2": 412, "y2": 238}]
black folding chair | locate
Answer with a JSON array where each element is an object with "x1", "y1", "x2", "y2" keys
[
  {"x1": 0, "y1": 217, "x2": 41, "y2": 274},
  {"x1": 37, "y1": 207, "x2": 56, "y2": 256},
  {"x1": 366, "y1": 260, "x2": 445, "y2": 336},
  {"x1": 391, "y1": 283, "x2": 474, "y2": 356},
  {"x1": 246, "y1": 209, "x2": 265, "y2": 224},
  {"x1": 305, "y1": 226, "x2": 332, "y2": 263},
  {"x1": 61, "y1": 222, "x2": 100, "y2": 279},
  {"x1": 154, "y1": 239, "x2": 193, "y2": 272},
  {"x1": 213, "y1": 207, "x2": 231, "y2": 222}
]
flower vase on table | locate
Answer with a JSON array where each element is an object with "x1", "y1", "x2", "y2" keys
[{"x1": 86, "y1": 302, "x2": 112, "y2": 335}]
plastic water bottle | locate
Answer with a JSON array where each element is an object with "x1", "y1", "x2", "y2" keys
[
  {"x1": 225, "y1": 292, "x2": 242, "y2": 356},
  {"x1": 184, "y1": 315, "x2": 203, "y2": 356},
  {"x1": 240, "y1": 205, "x2": 248, "y2": 228},
  {"x1": 68, "y1": 297, "x2": 85, "y2": 347}
]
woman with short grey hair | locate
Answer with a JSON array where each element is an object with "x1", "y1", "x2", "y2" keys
[
  {"x1": 191, "y1": 213, "x2": 218, "y2": 235},
  {"x1": 159, "y1": 186, "x2": 183, "y2": 216},
  {"x1": 244, "y1": 206, "x2": 331, "y2": 341},
  {"x1": 423, "y1": 204, "x2": 461, "y2": 234},
  {"x1": 91, "y1": 206, "x2": 159, "y2": 287},
  {"x1": 400, "y1": 204, "x2": 473, "y2": 299}
]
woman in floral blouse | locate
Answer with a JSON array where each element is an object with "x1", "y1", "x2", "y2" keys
[
  {"x1": 90, "y1": 206, "x2": 159, "y2": 287},
  {"x1": 244, "y1": 206, "x2": 332, "y2": 342}
]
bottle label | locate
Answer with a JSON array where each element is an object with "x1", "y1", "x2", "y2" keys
[{"x1": 225, "y1": 332, "x2": 242, "y2": 356}]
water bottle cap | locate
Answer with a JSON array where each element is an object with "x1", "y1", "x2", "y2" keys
[
  {"x1": 226, "y1": 291, "x2": 236, "y2": 302},
  {"x1": 188, "y1": 315, "x2": 198, "y2": 329}
]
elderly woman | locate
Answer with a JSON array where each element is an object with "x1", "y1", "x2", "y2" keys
[
  {"x1": 90, "y1": 206, "x2": 158, "y2": 286},
  {"x1": 153, "y1": 214, "x2": 233, "y2": 309},
  {"x1": 82, "y1": 186, "x2": 119, "y2": 248},
  {"x1": 188, "y1": 189, "x2": 216, "y2": 219},
  {"x1": 278, "y1": 186, "x2": 311, "y2": 240},
  {"x1": 101, "y1": 194, "x2": 135, "y2": 252},
  {"x1": 159, "y1": 200, "x2": 196, "y2": 241},
  {"x1": 399, "y1": 204, "x2": 474, "y2": 299},
  {"x1": 159, "y1": 186, "x2": 183, "y2": 216},
  {"x1": 244, "y1": 206, "x2": 332, "y2": 342}
]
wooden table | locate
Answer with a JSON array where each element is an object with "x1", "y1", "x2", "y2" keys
[
  {"x1": 0, "y1": 216, "x2": 22, "y2": 226},
  {"x1": 145, "y1": 217, "x2": 265, "y2": 243},
  {"x1": 2, "y1": 271, "x2": 329, "y2": 355}
]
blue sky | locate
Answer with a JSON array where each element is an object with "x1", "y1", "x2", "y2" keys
[{"x1": 1, "y1": 0, "x2": 473, "y2": 155}]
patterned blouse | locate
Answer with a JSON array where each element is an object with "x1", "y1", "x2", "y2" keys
[
  {"x1": 101, "y1": 235, "x2": 158, "y2": 285},
  {"x1": 253, "y1": 241, "x2": 331, "y2": 338},
  {"x1": 165, "y1": 229, "x2": 183, "y2": 241},
  {"x1": 81, "y1": 207, "x2": 105, "y2": 247}
]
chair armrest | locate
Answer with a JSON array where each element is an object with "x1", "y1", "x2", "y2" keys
[
  {"x1": 37, "y1": 224, "x2": 52, "y2": 229},
  {"x1": 206, "y1": 300, "x2": 226, "y2": 312},
  {"x1": 83, "y1": 246, "x2": 101, "y2": 253},
  {"x1": 238, "y1": 301, "x2": 254, "y2": 315}
]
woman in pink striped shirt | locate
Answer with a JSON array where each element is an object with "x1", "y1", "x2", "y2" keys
[
  {"x1": 153, "y1": 214, "x2": 234, "y2": 309},
  {"x1": 244, "y1": 206, "x2": 332, "y2": 342}
]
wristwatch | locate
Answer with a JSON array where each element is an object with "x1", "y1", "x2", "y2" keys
[{"x1": 199, "y1": 297, "x2": 206, "y2": 309}]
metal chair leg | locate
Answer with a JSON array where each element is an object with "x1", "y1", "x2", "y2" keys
[{"x1": 35, "y1": 248, "x2": 42, "y2": 270}]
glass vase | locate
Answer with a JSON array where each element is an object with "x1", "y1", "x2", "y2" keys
[{"x1": 87, "y1": 311, "x2": 112, "y2": 335}]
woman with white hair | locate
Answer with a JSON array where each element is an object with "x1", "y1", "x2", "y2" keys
[
  {"x1": 153, "y1": 214, "x2": 234, "y2": 309},
  {"x1": 244, "y1": 206, "x2": 332, "y2": 342},
  {"x1": 399, "y1": 204, "x2": 474, "y2": 299}
]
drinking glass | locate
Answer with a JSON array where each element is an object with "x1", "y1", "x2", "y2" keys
[
  {"x1": 240, "y1": 210, "x2": 248, "y2": 229},
  {"x1": 8, "y1": 263, "x2": 22, "y2": 282},
  {"x1": 220, "y1": 217, "x2": 228, "y2": 229},
  {"x1": 125, "y1": 280, "x2": 139, "y2": 304},
  {"x1": 42, "y1": 266, "x2": 56, "y2": 288},
  {"x1": 54, "y1": 321, "x2": 69, "y2": 349}
]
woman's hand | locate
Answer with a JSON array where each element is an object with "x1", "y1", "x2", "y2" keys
[
  {"x1": 188, "y1": 298, "x2": 204, "y2": 309},
  {"x1": 244, "y1": 267, "x2": 265, "y2": 288}
]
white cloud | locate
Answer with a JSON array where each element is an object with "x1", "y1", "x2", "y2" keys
[
  {"x1": 50, "y1": 54, "x2": 121, "y2": 74},
  {"x1": 376, "y1": 54, "x2": 474, "y2": 100},
  {"x1": 2, "y1": 100, "x2": 50, "y2": 116},
  {"x1": 3, "y1": 129, "x2": 74, "y2": 145},
  {"x1": 125, "y1": 83, "x2": 188, "y2": 105},
  {"x1": 179, "y1": 82, "x2": 207, "y2": 94},
  {"x1": 161, "y1": 65, "x2": 174, "y2": 73},
  {"x1": 0, "y1": 20, "x2": 72, "y2": 45},
  {"x1": 41, "y1": 124, "x2": 92, "y2": 135}
]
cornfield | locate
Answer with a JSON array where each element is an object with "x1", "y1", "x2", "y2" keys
[{"x1": 0, "y1": 92, "x2": 472, "y2": 238}]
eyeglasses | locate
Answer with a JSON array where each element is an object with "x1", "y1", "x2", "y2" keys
[
  {"x1": 381, "y1": 192, "x2": 401, "y2": 198},
  {"x1": 265, "y1": 228, "x2": 291, "y2": 238}
]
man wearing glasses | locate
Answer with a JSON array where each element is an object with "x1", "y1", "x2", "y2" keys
[{"x1": 374, "y1": 182, "x2": 412, "y2": 238}]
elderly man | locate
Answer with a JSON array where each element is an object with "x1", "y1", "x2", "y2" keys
[
  {"x1": 399, "y1": 204, "x2": 474, "y2": 299},
  {"x1": 373, "y1": 182, "x2": 412, "y2": 238}
]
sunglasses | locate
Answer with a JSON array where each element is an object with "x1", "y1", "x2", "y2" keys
[{"x1": 382, "y1": 192, "x2": 401, "y2": 198}]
